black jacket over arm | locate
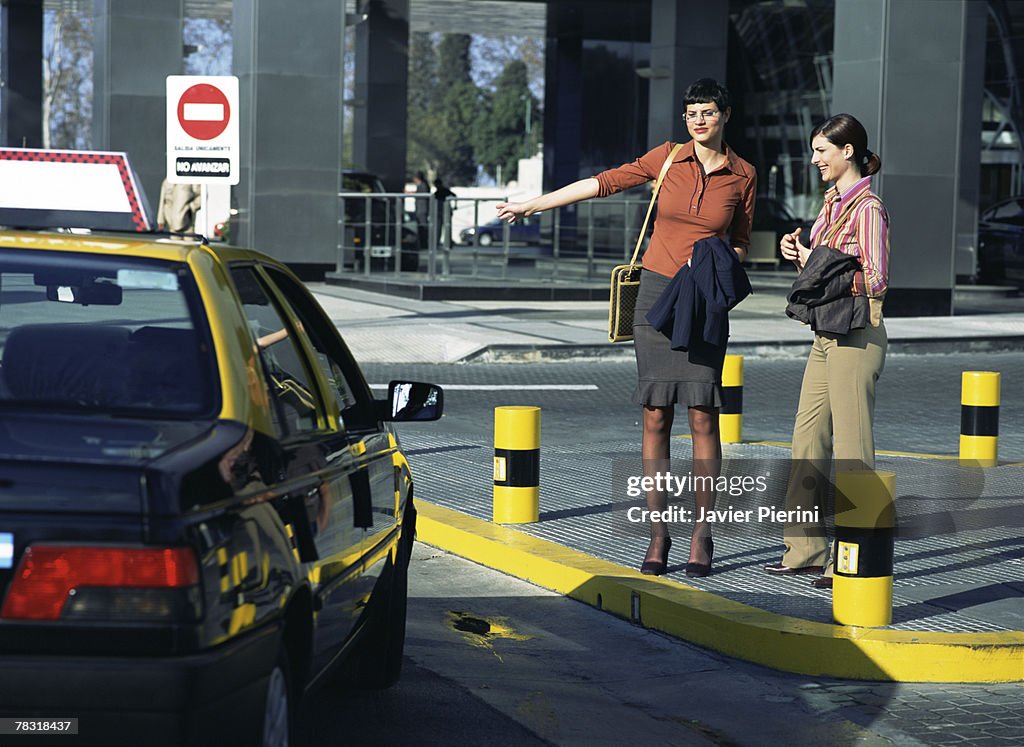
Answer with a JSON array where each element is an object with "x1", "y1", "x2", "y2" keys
[
  {"x1": 786, "y1": 246, "x2": 870, "y2": 334},
  {"x1": 645, "y1": 236, "x2": 752, "y2": 350}
]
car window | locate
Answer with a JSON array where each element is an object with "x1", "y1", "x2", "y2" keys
[
  {"x1": 229, "y1": 266, "x2": 322, "y2": 436},
  {"x1": 0, "y1": 249, "x2": 216, "y2": 417},
  {"x1": 987, "y1": 200, "x2": 1024, "y2": 223},
  {"x1": 260, "y1": 267, "x2": 379, "y2": 432}
]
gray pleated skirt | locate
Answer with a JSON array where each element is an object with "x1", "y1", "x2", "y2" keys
[{"x1": 632, "y1": 269, "x2": 727, "y2": 408}]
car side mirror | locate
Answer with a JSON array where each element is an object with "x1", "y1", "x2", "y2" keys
[{"x1": 378, "y1": 380, "x2": 443, "y2": 422}]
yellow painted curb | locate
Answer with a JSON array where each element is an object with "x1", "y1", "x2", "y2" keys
[{"x1": 417, "y1": 501, "x2": 1024, "y2": 683}]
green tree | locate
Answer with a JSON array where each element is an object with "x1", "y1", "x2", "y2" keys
[
  {"x1": 433, "y1": 34, "x2": 479, "y2": 184},
  {"x1": 472, "y1": 35, "x2": 544, "y2": 100},
  {"x1": 472, "y1": 60, "x2": 539, "y2": 183},
  {"x1": 407, "y1": 31, "x2": 443, "y2": 176}
]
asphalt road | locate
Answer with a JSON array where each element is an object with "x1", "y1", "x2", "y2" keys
[{"x1": 299, "y1": 544, "x2": 1024, "y2": 746}]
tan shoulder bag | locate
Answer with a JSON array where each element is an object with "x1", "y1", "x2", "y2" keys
[{"x1": 607, "y1": 143, "x2": 685, "y2": 343}]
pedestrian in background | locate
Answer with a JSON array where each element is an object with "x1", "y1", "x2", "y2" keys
[
  {"x1": 764, "y1": 113, "x2": 890, "y2": 590},
  {"x1": 496, "y1": 79, "x2": 756, "y2": 578},
  {"x1": 156, "y1": 179, "x2": 202, "y2": 235},
  {"x1": 412, "y1": 170, "x2": 430, "y2": 249},
  {"x1": 433, "y1": 177, "x2": 456, "y2": 247}
]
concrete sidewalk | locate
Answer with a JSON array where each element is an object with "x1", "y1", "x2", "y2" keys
[
  {"x1": 311, "y1": 275, "x2": 1024, "y2": 682},
  {"x1": 312, "y1": 273, "x2": 1024, "y2": 363}
]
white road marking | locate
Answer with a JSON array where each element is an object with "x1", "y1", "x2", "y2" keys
[{"x1": 370, "y1": 384, "x2": 599, "y2": 391}]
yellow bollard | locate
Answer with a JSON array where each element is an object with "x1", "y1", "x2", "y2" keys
[
  {"x1": 720, "y1": 354, "x2": 743, "y2": 443},
  {"x1": 832, "y1": 470, "x2": 896, "y2": 627},
  {"x1": 493, "y1": 406, "x2": 540, "y2": 523},
  {"x1": 960, "y1": 371, "x2": 1000, "y2": 467}
]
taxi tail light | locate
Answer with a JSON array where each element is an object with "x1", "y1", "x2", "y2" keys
[{"x1": 1, "y1": 545, "x2": 202, "y2": 622}]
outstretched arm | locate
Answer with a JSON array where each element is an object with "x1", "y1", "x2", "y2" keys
[{"x1": 495, "y1": 178, "x2": 600, "y2": 223}]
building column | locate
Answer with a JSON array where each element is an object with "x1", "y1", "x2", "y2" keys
[
  {"x1": 233, "y1": 0, "x2": 343, "y2": 264},
  {"x1": 1, "y1": 0, "x2": 43, "y2": 148},
  {"x1": 955, "y1": 1, "x2": 986, "y2": 280},
  {"x1": 542, "y1": 25, "x2": 582, "y2": 191},
  {"x1": 832, "y1": 0, "x2": 982, "y2": 315},
  {"x1": 646, "y1": 0, "x2": 727, "y2": 148},
  {"x1": 352, "y1": 0, "x2": 409, "y2": 193},
  {"x1": 92, "y1": 0, "x2": 183, "y2": 210}
]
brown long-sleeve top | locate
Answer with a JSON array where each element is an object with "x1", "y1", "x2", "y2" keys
[{"x1": 594, "y1": 140, "x2": 757, "y2": 278}]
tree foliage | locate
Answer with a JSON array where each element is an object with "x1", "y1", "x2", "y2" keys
[
  {"x1": 406, "y1": 33, "x2": 544, "y2": 186},
  {"x1": 406, "y1": 32, "x2": 445, "y2": 176},
  {"x1": 408, "y1": 33, "x2": 481, "y2": 182},
  {"x1": 183, "y1": 18, "x2": 232, "y2": 76},
  {"x1": 472, "y1": 60, "x2": 540, "y2": 183},
  {"x1": 432, "y1": 34, "x2": 478, "y2": 184},
  {"x1": 471, "y1": 35, "x2": 545, "y2": 100},
  {"x1": 42, "y1": 7, "x2": 93, "y2": 149}
]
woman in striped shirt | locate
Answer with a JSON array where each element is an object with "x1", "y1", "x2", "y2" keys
[{"x1": 764, "y1": 113, "x2": 891, "y2": 590}]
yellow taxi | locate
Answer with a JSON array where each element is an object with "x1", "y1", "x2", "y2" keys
[{"x1": 0, "y1": 227, "x2": 442, "y2": 746}]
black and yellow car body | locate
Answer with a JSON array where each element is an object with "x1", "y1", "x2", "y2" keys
[{"x1": 0, "y1": 230, "x2": 442, "y2": 745}]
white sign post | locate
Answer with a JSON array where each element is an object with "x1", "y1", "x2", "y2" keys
[{"x1": 166, "y1": 75, "x2": 239, "y2": 238}]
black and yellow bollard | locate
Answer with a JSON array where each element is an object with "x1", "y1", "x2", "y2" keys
[
  {"x1": 720, "y1": 354, "x2": 743, "y2": 443},
  {"x1": 832, "y1": 470, "x2": 896, "y2": 627},
  {"x1": 493, "y1": 406, "x2": 540, "y2": 523},
  {"x1": 960, "y1": 371, "x2": 1000, "y2": 467}
]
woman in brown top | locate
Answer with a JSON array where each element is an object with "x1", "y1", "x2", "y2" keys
[{"x1": 496, "y1": 79, "x2": 756, "y2": 578}]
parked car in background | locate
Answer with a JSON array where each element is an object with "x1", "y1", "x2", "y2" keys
[
  {"x1": 977, "y1": 196, "x2": 1024, "y2": 285},
  {"x1": 460, "y1": 216, "x2": 540, "y2": 246},
  {"x1": 341, "y1": 170, "x2": 420, "y2": 271},
  {"x1": 0, "y1": 229, "x2": 443, "y2": 745}
]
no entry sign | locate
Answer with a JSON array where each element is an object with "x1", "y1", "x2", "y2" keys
[
  {"x1": 178, "y1": 84, "x2": 230, "y2": 140},
  {"x1": 166, "y1": 75, "x2": 239, "y2": 185}
]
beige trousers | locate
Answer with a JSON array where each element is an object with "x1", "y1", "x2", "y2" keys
[{"x1": 780, "y1": 322, "x2": 887, "y2": 570}]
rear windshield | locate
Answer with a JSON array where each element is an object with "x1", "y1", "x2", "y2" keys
[{"x1": 0, "y1": 248, "x2": 216, "y2": 417}]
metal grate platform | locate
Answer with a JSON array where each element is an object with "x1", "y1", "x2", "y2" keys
[{"x1": 403, "y1": 433, "x2": 1024, "y2": 634}]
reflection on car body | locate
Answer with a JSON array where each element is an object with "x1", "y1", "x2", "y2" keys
[{"x1": 0, "y1": 230, "x2": 443, "y2": 746}]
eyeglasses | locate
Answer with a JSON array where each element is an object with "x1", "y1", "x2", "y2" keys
[{"x1": 684, "y1": 110, "x2": 721, "y2": 123}]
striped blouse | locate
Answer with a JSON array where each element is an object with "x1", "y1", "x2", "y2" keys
[{"x1": 808, "y1": 176, "x2": 890, "y2": 297}]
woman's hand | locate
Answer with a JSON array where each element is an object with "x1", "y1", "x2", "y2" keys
[
  {"x1": 780, "y1": 227, "x2": 810, "y2": 266},
  {"x1": 495, "y1": 201, "x2": 530, "y2": 223}
]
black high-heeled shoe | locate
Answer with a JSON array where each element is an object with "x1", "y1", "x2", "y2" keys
[
  {"x1": 640, "y1": 537, "x2": 672, "y2": 575},
  {"x1": 685, "y1": 536, "x2": 714, "y2": 578}
]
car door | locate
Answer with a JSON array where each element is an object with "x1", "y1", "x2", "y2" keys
[
  {"x1": 254, "y1": 266, "x2": 401, "y2": 665},
  {"x1": 228, "y1": 264, "x2": 369, "y2": 673}
]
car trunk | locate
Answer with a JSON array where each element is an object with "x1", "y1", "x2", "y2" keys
[{"x1": 0, "y1": 413, "x2": 216, "y2": 624}]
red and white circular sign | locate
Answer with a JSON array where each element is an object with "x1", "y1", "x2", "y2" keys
[{"x1": 176, "y1": 84, "x2": 230, "y2": 141}]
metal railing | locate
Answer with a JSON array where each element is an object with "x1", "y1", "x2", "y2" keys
[{"x1": 336, "y1": 192, "x2": 649, "y2": 281}]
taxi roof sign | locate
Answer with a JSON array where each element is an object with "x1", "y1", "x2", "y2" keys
[{"x1": 0, "y1": 148, "x2": 153, "y2": 232}]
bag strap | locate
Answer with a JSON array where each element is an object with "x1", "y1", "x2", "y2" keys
[
  {"x1": 629, "y1": 142, "x2": 685, "y2": 266},
  {"x1": 818, "y1": 188, "x2": 872, "y2": 246}
]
